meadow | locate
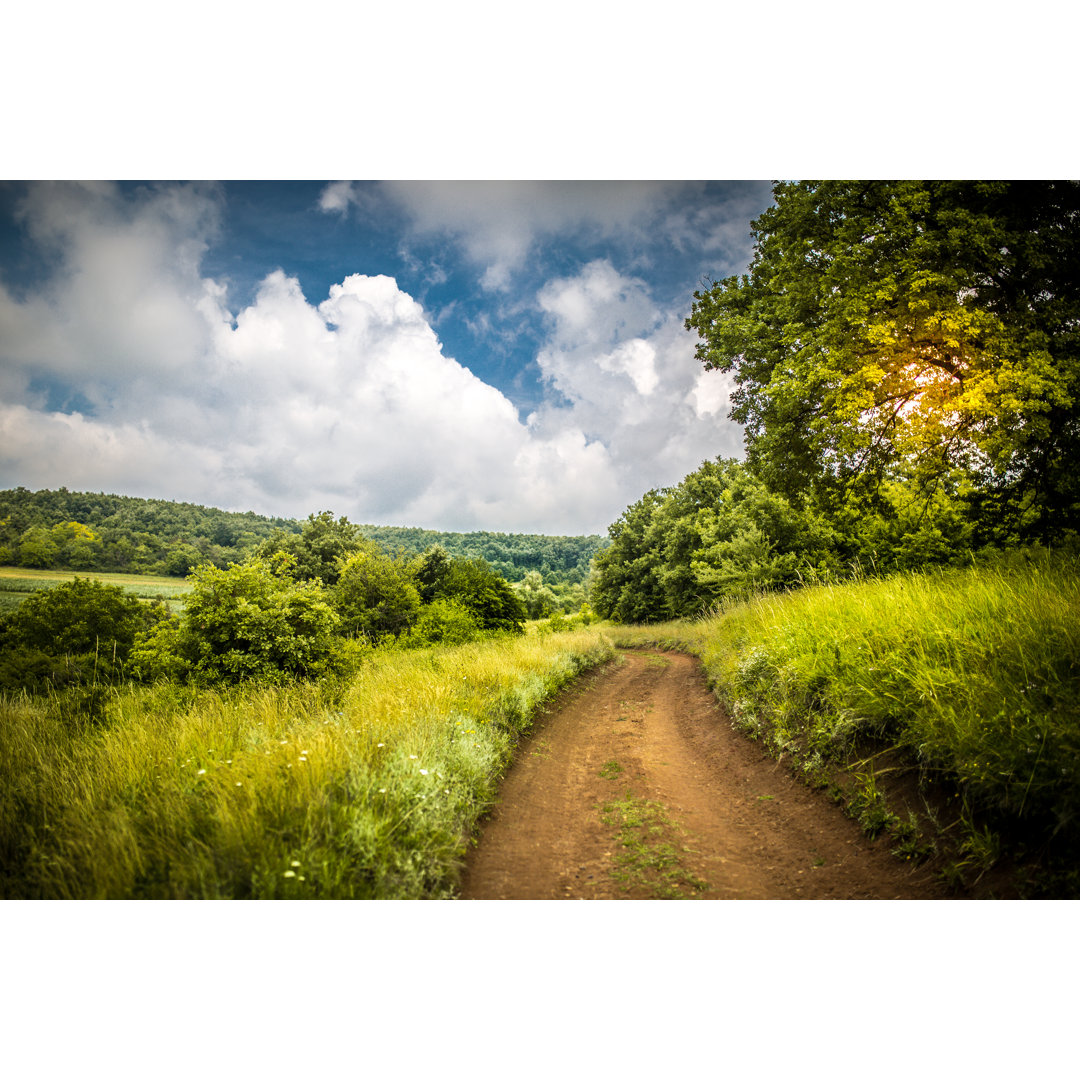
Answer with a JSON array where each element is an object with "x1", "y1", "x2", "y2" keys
[
  {"x1": 0, "y1": 627, "x2": 612, "y2": 898},
  {"x1": 3, "y1": 552, "x2": 1077, "y2": 898},
  {"x1": 0, "y1": 567, "x2": 191, "y2": 613}
]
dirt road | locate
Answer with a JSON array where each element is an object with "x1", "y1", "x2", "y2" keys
[{"x1": 458, "y1": 649, "x2": 951, "y2": 900}]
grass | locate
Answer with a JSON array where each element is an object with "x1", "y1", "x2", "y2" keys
[
  {"x1": 0, "y1": 567, "x2": 191, "y2": 612},
  {"x1": 599, "y1": 790, "x2": 708, "y2": 898},
  {"x1": 0, "y1": 627, "x2": 613, "y2": 899},
  {"x1": 606, "y1": 550, "x2": 1080, "y2": 897}
]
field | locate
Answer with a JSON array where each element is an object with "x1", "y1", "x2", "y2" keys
[
  {"x1": 3, "y1": 552, "x2": 1077, "y2": 898},
  {"x1": 0, "y1": 566, "x2": 191, "y2": 612}
]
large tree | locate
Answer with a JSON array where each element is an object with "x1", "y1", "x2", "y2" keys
[{"x1": 686, "y1": 181, "x2": 1080, "y2": 542}]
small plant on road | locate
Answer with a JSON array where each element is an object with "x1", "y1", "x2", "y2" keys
[{"x1": 601, "y1": 793, "x2": 708, "y2": 899}]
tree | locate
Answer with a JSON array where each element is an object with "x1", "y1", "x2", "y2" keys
[
  {"x1": 686, "y1": 181, "x2": 1080, "y2": 543},
  {"x1": 413, "y1": 545, "x2": 453, "y2": 603},
  {"x1": 257, "y1": 511, "x2": 364, "y2": 584},
  {"x1": 435, "y1": 558, "x2": 527, "y2": 633},
  {"x1": 332, "y1": 550, "x2": 422, "y2": 642},
  {"x1": 516, "y1": 570, "x2": 558, "y2": 620},
  {"x1": 0, "y1": 578, "x2": 165, "y2": 689},
  {"x1": 591, "y1": 459, "x2": 845, "y2": 623}
]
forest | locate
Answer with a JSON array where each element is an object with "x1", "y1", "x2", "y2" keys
[
  {"x1": 593, "y1": 181, "x2": 1080, "y2": 622},
  {"x1": 0, "y1": 487, "x2": 603, "y2": 592}
]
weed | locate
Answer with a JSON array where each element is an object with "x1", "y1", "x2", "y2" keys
[
  {"x1": 601, "y1": 551, "x2": 1080, "y2": 895},
  {"x1": 599, "y1": 760, "x2": 624, "y2": 780}
]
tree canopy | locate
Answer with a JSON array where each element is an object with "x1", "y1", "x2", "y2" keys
[{"x1": 686, "y1": 181, "x2": 1080, "y2": 543}]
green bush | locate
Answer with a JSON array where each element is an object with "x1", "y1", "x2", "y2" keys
[
  {"x1": 406, "y1": 598, "x2": 482, "y2": 647},
  {"x1": 133, "y1": 558, "x2": 341, "y2": 685},
  {"x1": 0, "y1": 578, "x2": 165, "y2": 690},
  {"x1": 332, "y1": 550, "x2": 422, "y2": 642}
]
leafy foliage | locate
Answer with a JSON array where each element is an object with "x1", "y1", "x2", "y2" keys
[
  {"x1": 591, "y1": 458, "x2": 840, "y2": 622},
  {"x1": 0, "y1": 487, "x2": 296, "y2": 576},
  {"x1": 685, "y1": 181, "x2": 1080, "y2": 544},
  {"x1": 332, "y1": 549, "x2": 422, "y2": 642},
  {"x1": 131, "y1": 558, "x2": 341, "y2": 685},
  {"x1": 433, "y1": 558, "x2": 528, "y2": 633},
  {"x1": 257, "y1": 511, "x2": 366, "y2": 585},
  {"x1": 0, "y1": 578, "x2": 167, "y2": 690}
]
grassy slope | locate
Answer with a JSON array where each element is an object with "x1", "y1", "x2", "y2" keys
[
  {"x1": 0, "y1": 628, "x2": 612, "y2": 899},
  {"x1": 608, "y1": 551, "x2": 1080, "y2": 897}
]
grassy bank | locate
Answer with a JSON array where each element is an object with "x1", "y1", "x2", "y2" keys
[
  {"x1": 0, "y1": 628, "x2": 613, "y2": 898},
  {"x1": 609, "y1": 551, "x2": 1080, "y2": 897}
]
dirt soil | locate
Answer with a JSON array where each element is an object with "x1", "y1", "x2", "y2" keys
[{"x1": 458, "y1": 649, "x2": 953, "y2": 900}]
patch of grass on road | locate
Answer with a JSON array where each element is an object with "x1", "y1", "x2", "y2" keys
[{"x1": 600, "y1": 791, "x2": 707, "y2": 899}]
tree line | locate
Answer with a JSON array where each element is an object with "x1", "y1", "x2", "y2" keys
[
  {"x1": 0, "y1": 487, "x2": 605, "y2": 589},
  {"x1": 594, "y1": 181, "x2": 1080, "y2": 622}
]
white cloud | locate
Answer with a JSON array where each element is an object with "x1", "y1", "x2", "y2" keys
[
  {"x1": 0, "y1": 184, "x2": 744, "y2": 536},
  {"x1": 529, "y1": 259, "x2": 743, "y2": 497}
]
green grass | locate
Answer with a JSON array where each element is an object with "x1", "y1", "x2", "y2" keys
[
  {"x1": 606, "y1": 550, "x2": 1080, "y2": 896},
  {"x1": 0, "y1": 567, "x2": 191, "y2": 611},
  {"x1": 600, "y1": 790, "x2": 708, "y2": 898},
  {"x1": 0, "y1": 627, "x2": 614, "y2": 898}
]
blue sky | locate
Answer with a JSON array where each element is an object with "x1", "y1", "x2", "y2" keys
[{"x1": 0, "y1": 180, "x2": 775, "y2": 535}]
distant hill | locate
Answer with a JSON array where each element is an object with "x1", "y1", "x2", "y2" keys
[
  {"x1": 357, "y1": 524, "x2": 606, "y2": 586},
  {"x1": 0, "y1": 487, "x2": 606, "y2": 585}
]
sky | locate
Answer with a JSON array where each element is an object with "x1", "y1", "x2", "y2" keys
[{"x1": 0, "y1": 180, "x2": 775, "y2": 536}]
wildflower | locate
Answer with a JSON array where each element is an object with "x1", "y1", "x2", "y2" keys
[
  {"x1": 379, "y1": 788, "x2": 387, "y2": 793},
  {"x1": 280, "y1": 740, "x2": 288, "y2": 745},
  {"x1": 298, "y1": 876, "x2": 306, "y2": 882},
  {"x1": 236, "y1": 782, "x2": 242, "y2": 787},
  {"x1": 377, "y1": 743, "x2": 385, "y2": 748},
  {"x1": 197, "y1": 769, "x2": 207, "y2": 775},
  {"x1": 409, "y1": 754, "x2": 418, "y2": 759},
  {"x1": 291, "y1": 860, "x2": 301, "y2": 867},
  {"x1": 420, "y1": 769, "x2": 429, "y2": 776},
  {"x1": 284, "y1": 870, "x2": 296, "y2": 878},
  {"x1": 226, "y1": 759, "x2": 232, "y2": 764}
]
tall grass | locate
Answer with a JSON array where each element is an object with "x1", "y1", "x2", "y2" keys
[
  {"x1": 609, "y1": 551, "x2": 1080, "y2": 893},
  {"x1": 0, "y1": 628, "x2": 613, "y2": 899}
]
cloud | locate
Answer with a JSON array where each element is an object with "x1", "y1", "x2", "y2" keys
[
  {"x1": 321, "y1": 180, "x2": 707, "y2": 292},
  {"x1": 321, "y1": 180, "x2": 775, "y2": 295},
  {"x1": 528, "y1": 259, "x2": 743, "y2": 493},
  {"x1": 0, "y1": 184, "x2": 744, "y2": 536}
]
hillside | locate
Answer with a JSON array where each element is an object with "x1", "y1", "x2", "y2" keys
[{"x1": 0, "y1": 487, "x2": 605, "y2": 586}]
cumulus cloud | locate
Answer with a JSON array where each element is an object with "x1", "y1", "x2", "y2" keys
[
  {"x1": 0, "y1": 183, "x2": 744, "y2": 535},
  {"x1": 528, "y1": 259, "x2": 742, "y2": 495}
]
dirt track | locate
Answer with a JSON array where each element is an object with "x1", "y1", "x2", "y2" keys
[{"x1": 458, "y1": 649, "x2": 952, "y2": 900}]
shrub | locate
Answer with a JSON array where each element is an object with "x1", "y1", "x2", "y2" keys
[
  {"x1": 406, "y1": 598, "x2": 482, "y2": 647},
  {"x1": 135, "y1": 558, "x2": 341, "y2": 685},
  {"x1": 332, "y1": 550, "x2": 422, "y2": 642}
]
